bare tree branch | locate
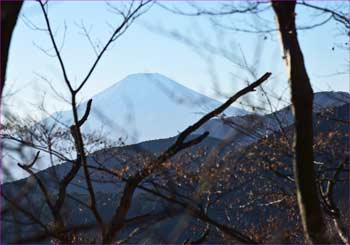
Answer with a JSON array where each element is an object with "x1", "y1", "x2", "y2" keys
[
  {"x1": 102, "y1": 72, "x2": 271, "y2": 243},
  {"x1": 299, "y1": 1, "x2": 350, "y2": 30},
  {"x1": 75, "y1": 0, "x2": 153, "y2": 93},
  {"x1": 37, "y1": 0, "x2": 73, "y2": 93}
]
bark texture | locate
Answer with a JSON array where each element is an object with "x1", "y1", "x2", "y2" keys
[{"x1": 272, "y1": 1, "x2": 332, "y2": 243}]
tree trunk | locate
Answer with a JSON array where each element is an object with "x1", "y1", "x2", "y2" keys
[
  {"x1": 271, "y1": 1, "x2": 332, "y2": 243},
  {"x1": 1, "y1": 0, "x2": 23, "y2": 102}
]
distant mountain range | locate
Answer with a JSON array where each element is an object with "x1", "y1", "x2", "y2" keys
[
  {"x1": 3, "y1": 73, "x2": 348, "y2": 182},
  {"x1": 195, "y1": 91, "x2": 350, "y2": 144},
  {"x1": 2, "y1": 73, "x2": 248, "y2": 181},
  {"x1": 2, "y1": 87, "x2": 349, "y2": 243}
]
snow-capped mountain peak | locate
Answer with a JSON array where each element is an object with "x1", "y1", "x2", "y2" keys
[{"x1": 49, "y1": 73, "x2": 248, "y2": 144}]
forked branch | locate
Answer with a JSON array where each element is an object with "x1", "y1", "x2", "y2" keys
[{"x1": 102, "y1": 72, "x2": 271, "y2": 243}]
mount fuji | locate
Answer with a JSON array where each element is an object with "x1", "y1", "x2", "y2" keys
[
  {"x1": 47, "y1": 73, "x2": 247, "y2": 144},
  {"x1": 2, "y1": 73, "x2": 248, "y2": 182}
]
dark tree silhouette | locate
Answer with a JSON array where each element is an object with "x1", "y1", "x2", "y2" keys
[
  {"x1": 271, "y1": 1, "x2": 331, "y2": 243},
  {"x1": 0, "y1": 0, "x2": 23, "y2": 102}
]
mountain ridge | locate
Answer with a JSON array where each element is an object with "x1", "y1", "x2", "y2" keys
[
  {"x1": 2, "y1": 100, "x2": 348, "y2": 244},
  {"x1": 195, "y1": 91, "x2": 350, "y2": 141},
  {"x1": 47, "y1": 73, "x2": 248, "y2": 144}
]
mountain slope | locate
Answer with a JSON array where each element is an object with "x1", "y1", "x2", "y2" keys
[
  {"x1": 195, "y1": 91, "x2": 350, "y2": 143},
  {"x1": 47, "y1": 73, "x2": 247, "y2": 144},
  {"x1": 2, "y1": 99, "x2": 349, "y2": 243}
]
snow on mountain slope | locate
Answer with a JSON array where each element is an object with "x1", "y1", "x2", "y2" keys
[
  {"x1": 313, "y1": 91, "x2": 350, "y2": 110},
  {"x1": 195, "y1": 91, "x2": 350, "y2": 143},
  {"x1": 46, "y1": 73, "x2": 247, "y2": 144},
  {"x1": 1, "y1": 73, "x2": 248, "y2": 182}
]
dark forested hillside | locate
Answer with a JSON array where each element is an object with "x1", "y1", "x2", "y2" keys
[{"x1": 2, "y1": 95, "x2": 348, "y2": 244}]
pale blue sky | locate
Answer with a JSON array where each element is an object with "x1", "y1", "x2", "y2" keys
[{"x1": 4, "y1": 1, "x2": 349, "y2": 119}]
